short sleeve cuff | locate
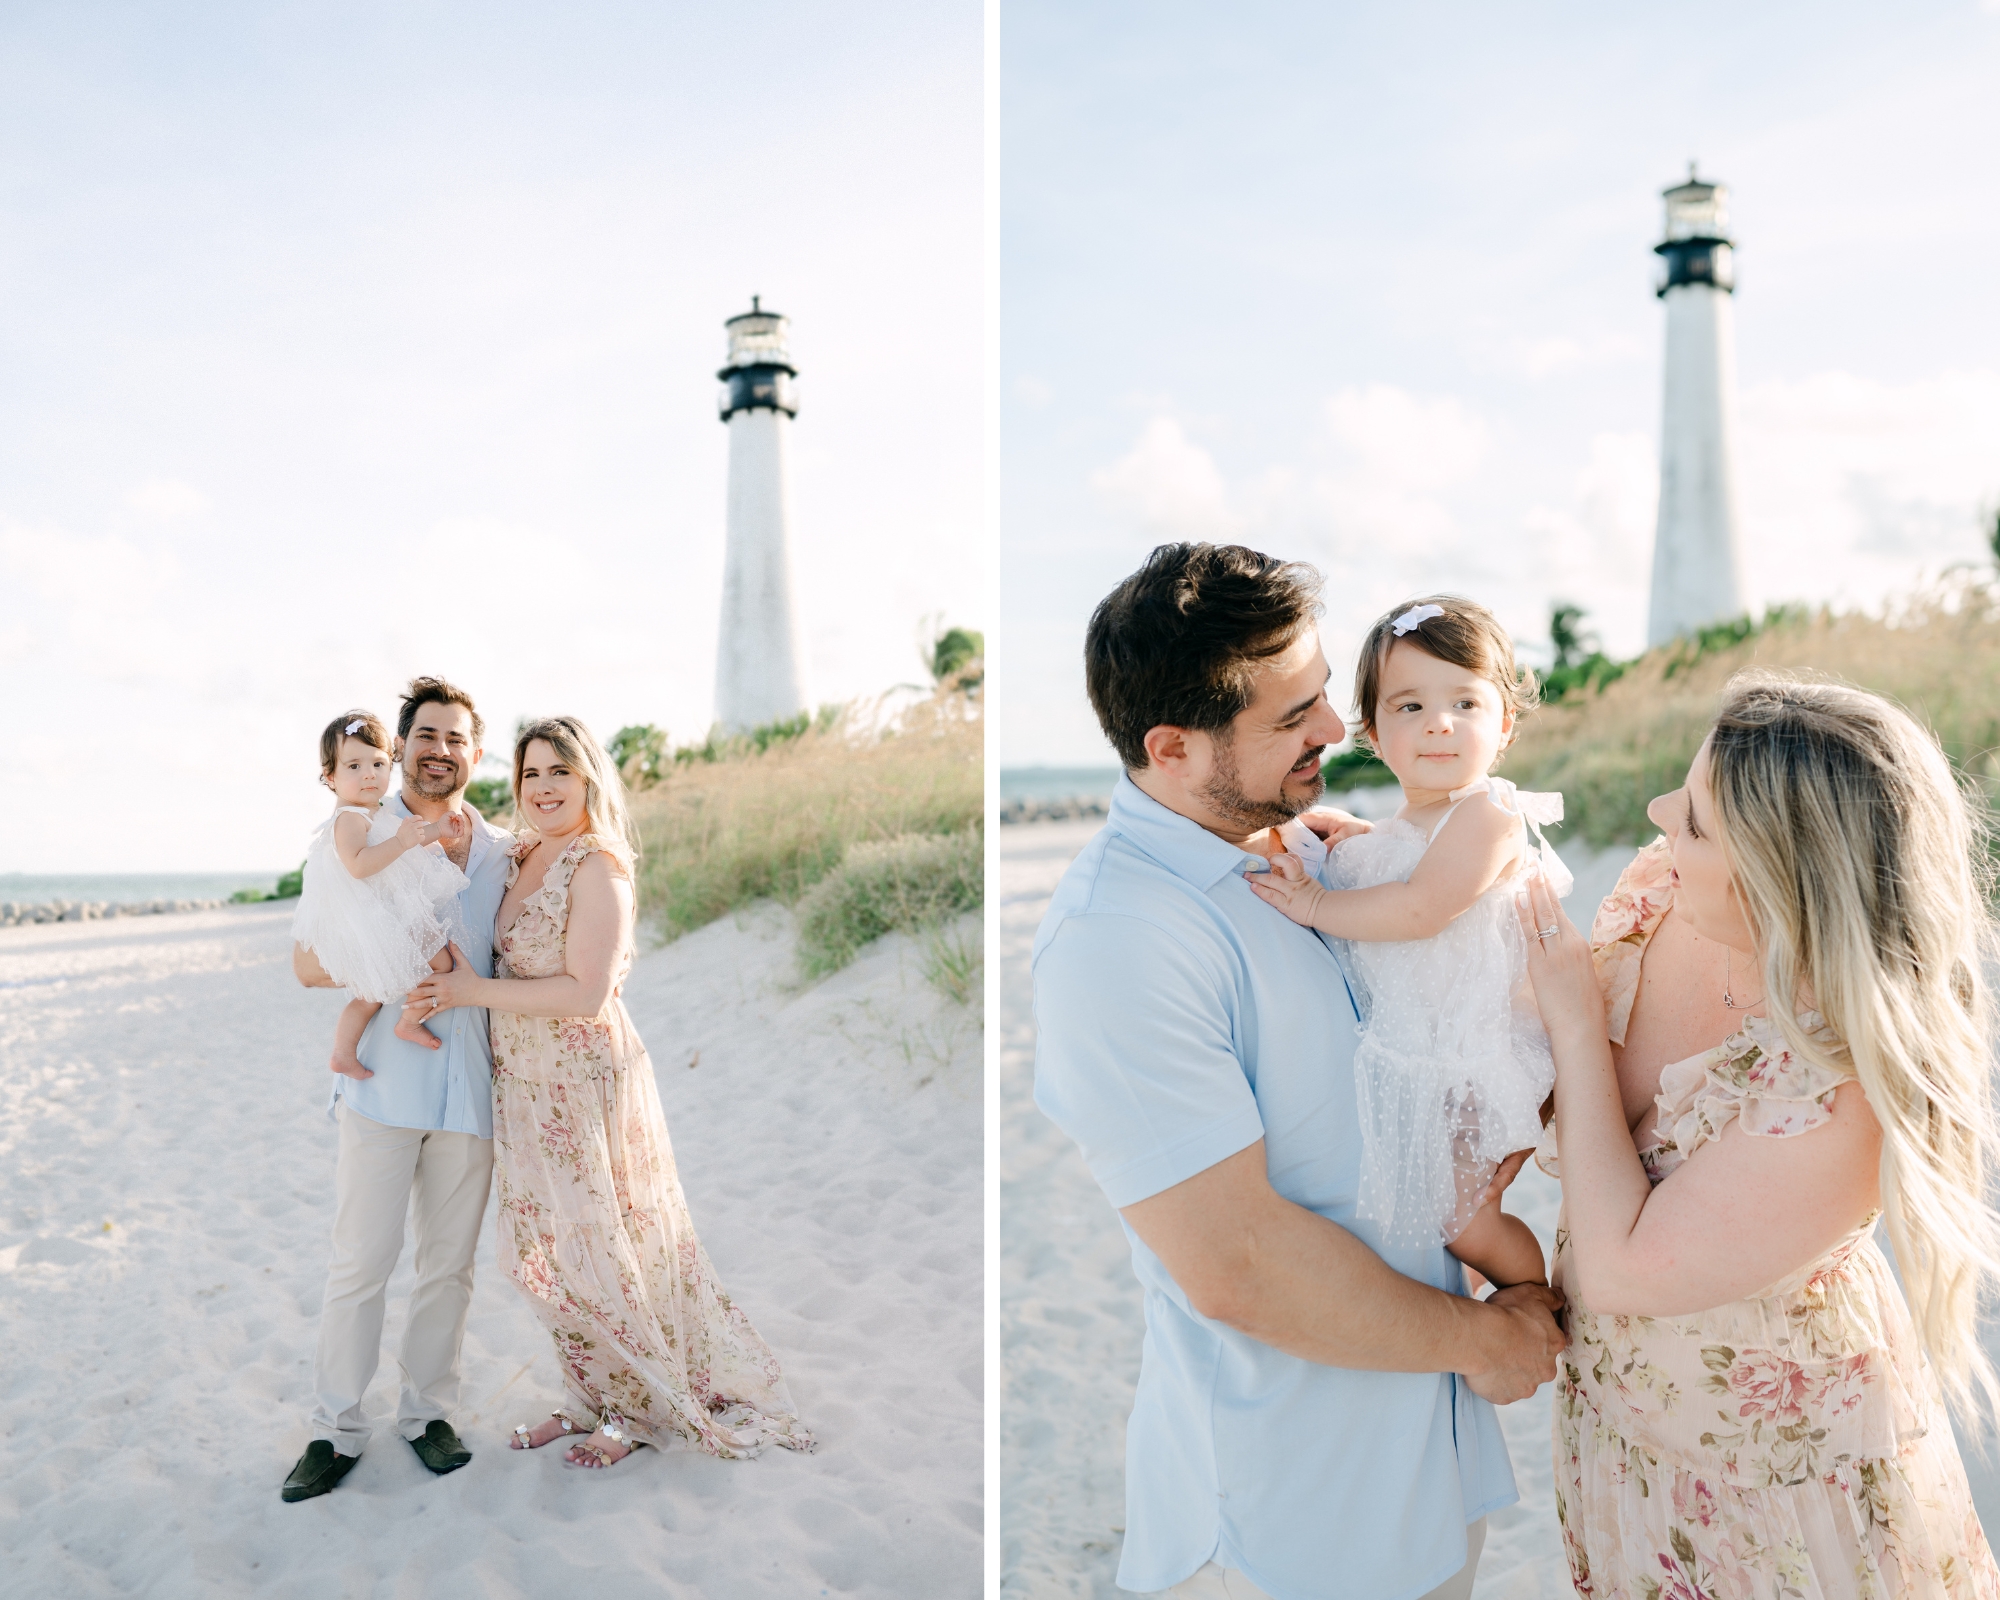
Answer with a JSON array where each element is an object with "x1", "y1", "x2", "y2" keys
[{"x1": 1094, "y1": 1103, "x2": 1269, "y2": 1210}]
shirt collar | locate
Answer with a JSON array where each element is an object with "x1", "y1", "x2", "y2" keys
[{"x1": 1108, "y1": 772, "x2": 1325, "y2": 891}]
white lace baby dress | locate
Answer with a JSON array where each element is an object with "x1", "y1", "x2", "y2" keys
[
  {"x1": 1325, "y1": 774, "x2": 1573, "y2": 1247},
  {"x1": 290, "y1": 804, "x2": 471, "y2": 1004}
]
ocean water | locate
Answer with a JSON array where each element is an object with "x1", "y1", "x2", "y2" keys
[
  {"x1": 0, "y1": 872, "x2": 289, "y2": 907},
  {"x1": 1000, "y1": 765, "x2": 1121, "y2": 802}
]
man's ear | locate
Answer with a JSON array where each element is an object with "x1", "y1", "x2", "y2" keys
[
  {"x1": 392, "y1": 738, "x2": 406, "y2": 763},
  {"x1": 469, "y1": 746, "x2": 484, "y2": 769},
  {"x1": 1141, "y1": 724, "x2": 1192, "y2": 772}
]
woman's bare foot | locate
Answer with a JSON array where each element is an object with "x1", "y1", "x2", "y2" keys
[
  {"x1": 393, "y1": 1007, "x2": 444, "y2": 1051},
  {"x1": 510, "y1": 1415, "x2": 578, "y2": 1450},
  {"x1": 565, "y1": 1426, "x2": 636, "y2": 1469}
]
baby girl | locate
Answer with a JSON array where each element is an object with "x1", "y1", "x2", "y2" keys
[
  {"x1": 1248, "y1": 597, "x2": 1568, "y2": 1290},
  {"x1": 291, "y1": 711, "x2": 471, "y2": 1078}
]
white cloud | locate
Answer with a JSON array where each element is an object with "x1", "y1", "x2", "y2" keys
[
  {"x1": 124, "y1": 479, "x2": 210, "y2": 519},
  {"x1": 1089, "y1": 416, "x2": 1240, "y2": 538}
]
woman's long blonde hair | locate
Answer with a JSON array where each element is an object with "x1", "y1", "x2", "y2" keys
[
  {"x1": 1708, "y1": 670, "x2": 2000, "y2": 1424},
  {"x1": 512, "y1": 715, "x2": 641, "y2": 878}
]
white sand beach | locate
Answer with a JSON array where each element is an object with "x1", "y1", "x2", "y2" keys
[{"x1": 0, "y1": 900, "x2": 981, "y2": 1598}]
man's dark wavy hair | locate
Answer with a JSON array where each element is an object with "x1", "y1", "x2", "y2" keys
[
  {"x1": 397, "y1": 675, "x2": 484, "y2": 745},
  {"x1": 1084, "y1": 543, "x2": 1325, "y2": 770}
]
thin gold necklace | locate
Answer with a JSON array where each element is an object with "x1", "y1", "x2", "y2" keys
[{"x1": 1723, "y1": 946, "x2": 1763, "y2": 1011}]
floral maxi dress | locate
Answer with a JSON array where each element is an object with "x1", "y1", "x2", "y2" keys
[
  {"x1": 1541, "y1": 839, "x2": 1996, "y2": 1598},
  {"x1": 490, "y1": 832, "x2": 812, "y2": 1456}
]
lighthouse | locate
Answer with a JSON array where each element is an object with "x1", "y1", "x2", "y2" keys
[
  {"x1": 1645, "y1": 169, "x2": 1751, "y2": 648},
  {"x1": 713, "y1": 297, "x2": 808, "y2": 733}
]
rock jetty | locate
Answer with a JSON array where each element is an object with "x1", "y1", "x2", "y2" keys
[
  {"x1": 1000, "y1": 795, "x2": 1108, "y2": 825},
  {"x1": 0, "y1": 898, "x2": 233, "y2": 928}
]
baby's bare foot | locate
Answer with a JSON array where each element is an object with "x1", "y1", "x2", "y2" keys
[
  {"x1": 330, "y1": 1051, "x2": 373, "y2": 1080},
  {"x1": 394, "y1": 1010, "x2": 443, "y2": 1051}
]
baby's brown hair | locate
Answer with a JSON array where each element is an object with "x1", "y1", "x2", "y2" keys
[
  {"x1": 318, "y1": 710, "x2": 393, "y2": 779},
  {"x1": 1351, "y1": 595, "x2": 1539, "y2": 748}
]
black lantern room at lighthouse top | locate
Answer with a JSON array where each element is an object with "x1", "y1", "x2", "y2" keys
[
  {"x1": 717, "y1": 297, "x2": 799, "y2": 420},
  {"x1": 1654, "y1": 168, "x2": 1735, "y2": 298}
]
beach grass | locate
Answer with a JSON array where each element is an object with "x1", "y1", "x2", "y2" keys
[
  {"x1": 622, "y1": 685, "x2": 983, "y2": 949},
  {"x1": 1502, "y1": 575, "x2": 2000, "y2": 846},
  {"x1": 793, "y1": 828, "x2": 984, "y2": 979}
]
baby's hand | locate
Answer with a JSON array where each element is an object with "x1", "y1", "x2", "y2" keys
[
  {"x1": 1244, "y1": 850, "x2": 1326, "y2": 927},
  {"x1": 421, "y1": 811, "x2": 467, "y2": 847},
  {"x1": 394, "y1": 815, "x2": 426, "y2": 851},
  {"x1": 1297, "y1": 806, "x2": 1373, "y2": 850}
]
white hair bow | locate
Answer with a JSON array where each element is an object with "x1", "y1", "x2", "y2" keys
[
  {"x1": 345, "y1": 717, "x2": 365, "y2": 735},
  {"x1": 1391, "y1": 603, "x2": 1445, "y2": 636}
]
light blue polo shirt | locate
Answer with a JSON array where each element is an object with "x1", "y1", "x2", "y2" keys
[
  {"x1": 326, "y1": 792, "x2": 511, "y2": 1139},
  {"x1": 1032, "y1": 775, "x2": 1516, "y2": 1600}
]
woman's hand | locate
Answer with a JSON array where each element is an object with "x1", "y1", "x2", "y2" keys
[
  {"x1": 1297, "y1": 807, "x2": 1374, "y2": 849},
  {"x1": 1244, "y1": 851, "x2": 1327, "y2": 927},
  {"x1": 1514, "y1": 873, "x2": 1607, "y2": 1052},
  {"x1": 406, "y1": 944, "x2": 483, "y2": 1014}
]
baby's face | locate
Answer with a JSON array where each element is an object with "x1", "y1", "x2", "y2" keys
[
  {"x1": 328, "y1": 737, "x2": 393, "y2": 807},
  {"x1": 1368, "y1": 640, "x2": 1513, "y2": 796}
]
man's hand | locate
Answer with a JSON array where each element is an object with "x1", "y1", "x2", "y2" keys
[
  {"x1": 1297, "y1": 806, "x2": 1373, "y2": 849},
  {"x1": 1460, "y1": 1282, "x2": 1566, "y2": 1405}
]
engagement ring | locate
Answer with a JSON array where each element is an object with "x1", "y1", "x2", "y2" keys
[{"x1": 1537, "y1": 923, "x2": 1558, "y2": 941}]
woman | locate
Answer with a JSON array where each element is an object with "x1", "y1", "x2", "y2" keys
[
  {"x1": 1518, "y1": 673, "x2": 2000, "y2": 1595},
  {"x1": 411, "y1": 715, "x2": 811, "y2": 1469}
]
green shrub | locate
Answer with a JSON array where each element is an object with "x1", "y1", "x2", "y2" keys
[
  {"x1": 233, "y1": 861, "x2": 305, "y2": 903},
  {"x1": 463, "y1": 778, "x2": 513, "y2": 820},
  {"x1": 1321, "y1": 746, "x2": 1396, "y2": 788},
  {"x1": 794, "y1": 827, "x2": 983, "y2": 978}
]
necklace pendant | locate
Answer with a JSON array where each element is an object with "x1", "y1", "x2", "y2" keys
[{"x1": 1723, "y1": 992, "x2": 1737, "y2": 1009}]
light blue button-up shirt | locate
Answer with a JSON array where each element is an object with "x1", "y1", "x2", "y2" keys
[
  {"x1": 326, "y1": 792, "x2": 511, "y2": 1139},
  {"x1": 1032, "y1": 775, "x2": 1516, "y2": 1600}
]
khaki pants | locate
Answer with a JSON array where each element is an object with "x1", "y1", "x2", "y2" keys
[
  {"x1": 1171, "y1": 1518, "x2": 1486, "y2": 1600},
  {"x1": 307, "y1": 1105, "x2": 494, "y2": 1456}
]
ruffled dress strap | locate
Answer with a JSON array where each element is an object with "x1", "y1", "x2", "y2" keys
[
  {"x1": 1651, "y1": 1012, "x2": 1848, "y2": 1178},
  {"x1": 1535, "y1": 835, "x2": 1674, "y2": 1178},
  {"x1": 1434, "y1": 775, "x2": 1574, "y2": 897},
  {"x1": 1590, "y1": 835, "x2": 1675, "y2": 1047}
]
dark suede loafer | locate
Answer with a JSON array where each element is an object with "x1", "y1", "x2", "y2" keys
[
  {"x1": 409, "y1": 1419, "x2": 472, "y2": 1475},
  {"x1": 282, "y1": 1440, "x2": 360, "y2": 1502}
]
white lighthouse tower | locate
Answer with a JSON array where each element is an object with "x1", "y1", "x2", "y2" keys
[
  {"x1": 1646, "y1": 169, "x2": 1751, "y2": 648},
  {"x1": 713, "y1": 297, "x2": 808, "y2": 733}
]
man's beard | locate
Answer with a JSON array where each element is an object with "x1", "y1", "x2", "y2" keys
[
  {"x1": 403, "y1": 752, "x2": 468, "y2": 800},
  {"x1": 1196, "y1": 736, "x2": 1326, "y2": 832}
]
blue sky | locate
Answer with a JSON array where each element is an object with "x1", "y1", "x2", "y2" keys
[
  {"x1": 1, "y1": 1, "x2": 981, "y2": 871},
  {"x1": 1001, "y1": 0, "x2": 2000, "y2": 766}
]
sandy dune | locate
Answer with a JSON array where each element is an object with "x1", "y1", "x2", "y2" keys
[{"x1": 0, "y1": 899, "x2": 981, "y2": 1598}]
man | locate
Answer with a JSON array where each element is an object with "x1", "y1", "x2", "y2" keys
[
  {"x1": 280, "y1": 676, "x2": 513, "y2": 1503},
  {"x1": 1032, "y1": 545, "x2": 1565, "y2": 1600}
]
